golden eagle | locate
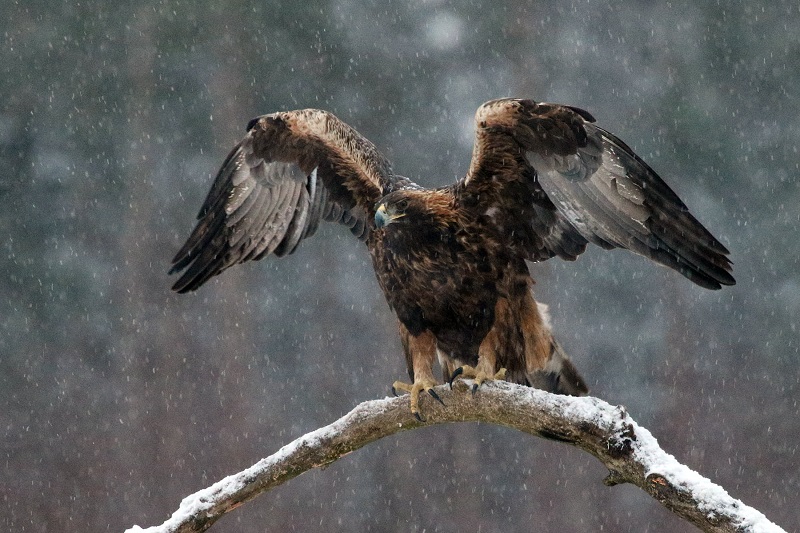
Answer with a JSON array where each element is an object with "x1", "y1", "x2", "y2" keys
[{"x1": 170, "y1": 99, "x2": 734, "y2": 418}]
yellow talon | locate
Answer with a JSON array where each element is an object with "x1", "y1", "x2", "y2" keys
[
  {"x1": 392, "y1": 378, "x2": 443, "y2": 420},
  {"x1": 450, "y1": 365, "x2": 507, "y2": 394}
]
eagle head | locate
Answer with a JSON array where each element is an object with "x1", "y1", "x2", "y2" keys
[
  {"x1": 374, "y1": 193, "x2": 411, "y2": 229},
  {"x1": 375, "y1": 189, "x2": 455, "y2": 231}
]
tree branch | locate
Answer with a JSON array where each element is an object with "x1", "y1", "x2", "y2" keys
[{"x1": 126, "y1": 382, "x2": 785, "y2": 533}]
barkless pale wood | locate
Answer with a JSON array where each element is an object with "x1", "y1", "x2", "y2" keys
[{"x1": 126, "y1": 382, "x2": 784, "y2": 533}]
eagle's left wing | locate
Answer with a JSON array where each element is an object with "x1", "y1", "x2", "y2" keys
[{"x1": 459, "y1": 98, "x2": 735, "y2": 290}]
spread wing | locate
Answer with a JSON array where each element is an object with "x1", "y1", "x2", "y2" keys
[
  {"x1": 170, "y1": 109, "x2": 396, "y2": 293},
  {"x1": 460, "y1": 98, "x2": 735, "y2": 290}
]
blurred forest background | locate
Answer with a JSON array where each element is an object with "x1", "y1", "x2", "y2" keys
[{"x1": 2, "y1": 0, "x2": 798, "y2": 531}]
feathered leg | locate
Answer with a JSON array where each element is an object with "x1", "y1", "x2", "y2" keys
[
  {"x1": 448, "y1": 325, "x2": 507, "y2": 394},
  {"x1": 449, "y1": 295, "x2": 588, "y2": 396},
  {"x1": 392, "y1": 325, "x2": 444, "y2": 420}
]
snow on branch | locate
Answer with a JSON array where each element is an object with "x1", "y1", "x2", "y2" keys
[{"x1": 126, "y1": 382, "x2": 785, "y2": 533}]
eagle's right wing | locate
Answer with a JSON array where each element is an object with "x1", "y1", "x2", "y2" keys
[{"x1": 170, "y1": 109, "x2": 395, "y2": 293}]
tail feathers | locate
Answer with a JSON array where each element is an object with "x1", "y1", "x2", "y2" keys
[{"x1": 526, "y1": 339, "x2": 589, "y2": 396}]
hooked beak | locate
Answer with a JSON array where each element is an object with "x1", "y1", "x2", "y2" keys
[{"x1": 374, "y1": 203, "x2": 403, "y2": 229}]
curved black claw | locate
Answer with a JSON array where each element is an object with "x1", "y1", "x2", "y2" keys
[
  {"x1": 471, "y1": 382, "x2": 479, "y2": 396},
  {"x1": 428, "y1": 388, "x2": 445, "y2": 406},
  {"x1": 413, "y1": 411, "x2": 425, "y2": 422},
  {"x1": 448, "y1": 367, "x2": 464, "y2": 389},
  {"x1": 391, "y1": 386, "x2": 399, "y2": 397}
]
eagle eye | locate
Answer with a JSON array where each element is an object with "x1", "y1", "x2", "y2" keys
[{"x1": 395, "y1": 198, "x2": 409, "y2": 211}]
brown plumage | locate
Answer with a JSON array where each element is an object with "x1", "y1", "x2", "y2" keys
[{"x1": 170, "y1": 99, "x2": 734, "y2": 417}]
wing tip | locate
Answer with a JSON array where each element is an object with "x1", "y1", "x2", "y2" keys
[
  {"x1": 169, "y1": 259, "x2": 220, "y2": 293},
  {"x1": 169, "y1": 272, "x2": 194, "y2": 293},
  {"x1": 168, "y1": 263, "x2": 199, "y2": 293},
  {"x1": 670, "y1": 255, "x2": 736, "y2": 290},
  {"x1": 702, "y1": 271, "x2": 737, "y2": 290}
]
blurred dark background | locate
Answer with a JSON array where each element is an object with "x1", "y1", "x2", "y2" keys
[{"x1": 2, "y1": 1, "x2": 798, "y2": 531}]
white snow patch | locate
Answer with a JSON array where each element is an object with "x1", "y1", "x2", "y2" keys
[
  {"x1": 494, "y1": 383, "x2": 785, "y2": 532},
  {"x1": 631, "y1": 423, "x2": 784, "y2": 532}
]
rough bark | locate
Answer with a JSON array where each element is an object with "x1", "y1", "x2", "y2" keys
[{"x1": 126, "y1": 382, "x2": 785, "y2": 533}]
